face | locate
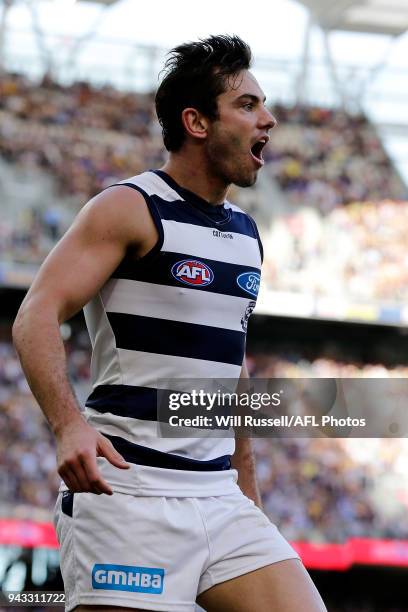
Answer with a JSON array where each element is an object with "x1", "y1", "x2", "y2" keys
[{"x1": 204, "y1": 70, "x2": 276, "y2": 187}]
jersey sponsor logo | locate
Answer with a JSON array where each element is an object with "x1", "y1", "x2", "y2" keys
[
  {"x1": 241, "y1": 300, "x2": 256, "y2": 331},
  {"x1": 213, "y1": 229, "x2": 233, "y2": 239},
  {"x1": 237, "y1": 272, "x2": 260, "y2": 298},
  {"x1": 171, "y1": 259, "x2": 214, "y2": 287},
  {"x1": 92, "y1": 564, "x2": 164, "y2": 594}
]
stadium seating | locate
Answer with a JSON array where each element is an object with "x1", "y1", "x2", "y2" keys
[
  {"x1": 262, "y1": 199, "x2": 408, "y2": 304},
  {"x1": 265, "y1": 104, "x2": 406, "y2": 210}
]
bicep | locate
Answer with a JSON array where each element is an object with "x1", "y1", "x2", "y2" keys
[{"x1": 21, "y1": 187, "x2": 146, "y2": 322}]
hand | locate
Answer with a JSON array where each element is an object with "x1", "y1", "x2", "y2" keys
[{"x1": 56, "y1": 416, "x2": 129, "y2": 495}]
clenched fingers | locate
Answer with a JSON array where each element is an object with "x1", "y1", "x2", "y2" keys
[
  {"x1": 58, "y1": 452, "x2": 112, "y2": 495},
  {"x1": 79, "y1": 453, "x2": 113, "y2": 495}
]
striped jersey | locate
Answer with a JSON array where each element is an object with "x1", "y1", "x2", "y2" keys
[{"x1": 83, "y1": 169, "x2": 262, "y2": 476}]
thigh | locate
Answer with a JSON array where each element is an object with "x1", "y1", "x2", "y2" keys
[
  {"x1": 197, "y1": 559, "x2": 327, "y2": 612},
  {"x1": 196, "y1": 493, "x2": 301, "y2": 599}
]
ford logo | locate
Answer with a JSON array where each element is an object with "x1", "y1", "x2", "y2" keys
[{"x1": 236, "y1": 272, "x2": 260, "y2": 298}]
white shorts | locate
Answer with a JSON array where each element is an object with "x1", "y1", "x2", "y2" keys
[{"x1": 54, "y1": 483, "x2": 299, "y2": 611}]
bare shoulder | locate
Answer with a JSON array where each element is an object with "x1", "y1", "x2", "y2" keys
[
  {"x1": 18, "y1": 182, "x2": 159, "y2": 322},
  {"x1": 76, "y1": 184, "x2": 157, "y2": 253}
]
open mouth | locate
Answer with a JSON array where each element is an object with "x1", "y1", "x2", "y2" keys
[{"x1": 250, "y1": 137, "x2": 268, "y2": 166}]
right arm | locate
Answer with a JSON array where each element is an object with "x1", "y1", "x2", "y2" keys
[{"x1": 13, "y1": 186, "x2": 157, "y2": 495}]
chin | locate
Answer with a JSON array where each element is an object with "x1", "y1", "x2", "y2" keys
[{"x1": 233, "y1": 172, "x2": 258, "y2": 188}]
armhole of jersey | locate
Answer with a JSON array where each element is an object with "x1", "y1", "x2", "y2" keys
[
  {"x1": 110, "y1": 182, "x2": 164, "y2": 263},
  {"x1": 248, "y1": 214, "x2": 264, "y2": 264}
]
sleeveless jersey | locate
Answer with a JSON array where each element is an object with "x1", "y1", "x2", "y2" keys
[{"x1": 83, "y1": 170, "x2": 263, "y2": 473}]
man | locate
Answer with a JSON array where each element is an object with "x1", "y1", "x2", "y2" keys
[{"x1": 13, "y1": 35, "x2": 326, "y2": 612}]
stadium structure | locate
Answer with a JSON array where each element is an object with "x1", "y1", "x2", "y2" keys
[{"x1": 1, "y1": 1, "x2": 408, "y2": 610}]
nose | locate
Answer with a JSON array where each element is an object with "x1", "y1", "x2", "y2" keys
[{"x1": 260, "y1": 107, "x2": 277, "y2": 131}]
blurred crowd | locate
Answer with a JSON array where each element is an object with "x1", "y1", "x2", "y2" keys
[
  {"x1": 266, "y1": 105, "x2": 406, "y2": 211},
  {"x1": 262, "y1": 199, "x2": 408, "y2": 303},
  {"x1": 2, "y1": 72, "x2": 408, "y2": 312},
  {"x1": 247, "y1": 348, "x2": 408, "y2": 378},
  {"x1": 0, "y1": 72, "x2": 164, "y2": 264},
  {"x1": 0, "y1": 72, "x2": 164, "y2": 201},
  {"x1": 255, "y1": 436, "x2": 408, "y2": 542},
  {"x1": 256, "y1": 438, "x2": 408, "y2": 542},
  {"x1": 0, "y1": 334, "x2": 90, "y2": 520},
  {"x1": 248, "y1": 351, "x2": 408, "y2": 542},
  {"x1": 2, "y1": 74, "x2": 403, "y2": 208},
  {"x1": 0, "y1": 205, "x2": 69, "y2": 264},
  {"x1": 1, "y1": 333, "x2": 408, "y2": 543}
]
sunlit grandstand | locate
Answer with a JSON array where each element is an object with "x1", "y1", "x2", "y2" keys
[{"x1": 1, "y1": 1, "x2": 408, "y2": 610}]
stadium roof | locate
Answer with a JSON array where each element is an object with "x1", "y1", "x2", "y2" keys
[{"x1": 297, "y1": 0, "x2": 408, "y2": 36}]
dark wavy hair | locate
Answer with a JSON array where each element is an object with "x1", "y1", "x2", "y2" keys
[{"x1": 155, "y1": 34, "x2": 252, "y2": 152}]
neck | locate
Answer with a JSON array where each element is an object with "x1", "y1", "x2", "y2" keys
[{"x1": 160, "y1": 149, "x2": 229, "y2": 206}]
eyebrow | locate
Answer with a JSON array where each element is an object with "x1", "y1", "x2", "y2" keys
[{"x1": 235, "y1": 93, "x2": 267, "y2": 104}]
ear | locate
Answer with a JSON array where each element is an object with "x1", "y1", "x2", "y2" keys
[{"x1": 181, "y1": 108, "x2": 208, "y2": 142}]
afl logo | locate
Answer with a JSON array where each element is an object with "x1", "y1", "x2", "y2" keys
[
  {"x1": 172, "y1": 259, "x2": 214, "y2": 287},
  {"x1": 237, "y1": 272, "x2": 260, "y2": 298}
]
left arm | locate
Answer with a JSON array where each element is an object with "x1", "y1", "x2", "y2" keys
[{"x1": 231, "y1": 359, "x2": 262, "y2": 508}]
